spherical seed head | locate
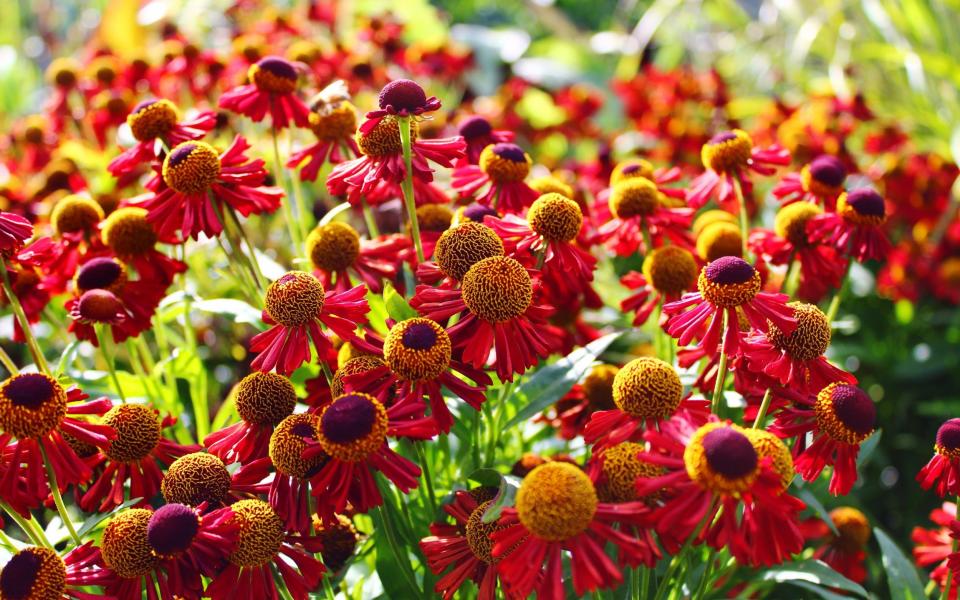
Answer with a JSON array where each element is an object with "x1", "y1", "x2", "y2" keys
[
  {"x1": 309, "y1": 102, "x2": 357, "y2": 141},
  {"x1": 312, "y1": 514, "x2": 360, "y2": 572},
  {"x1": 684, "y1": 423, "x2": 760, "y2": 495},
  {"x1": 528, "y1": 175, "x2": 574, "y2": 200},
  {"x1": 693, "y1": 209, "x2": 738, "y2": 236},
  {"x1": 527, "y1": 193, "x2": 582, "y2": 242},
  {"x1": 609, "y1": 177, "x2": 660, "y2": 219},
  {"x1": 235, "y1": 371, "x2": 297, "y2": 426},
  {"x1": 162, "y1": 452, "x2": 231, "y2": 506},
  {"x1": 775, "y1": 202, "x2": 822, "y2": 248},
  {"x1": 416, "y1": 203, "x2": 454, "y2": 232},
  {"x1": 767, "y1": 302, "x2": 830, "y2": 361},
  {"x1": 744, "y1": 429, "x2": 794, "y2": 491},
  {"x1": 102, "y1": 207, "x2": 157, "y2": 257},
  {"x1": 103, "y1": 404, "x2": 162, "y2": 463},
  {"x1": 0, "y1": 546, "x2": 67, "y2": 600},
  {"x1": 264, "y1": 271, "x2": 325, "y2": 327},
  {"x1": 383, "y1": 318, "x2": 451, "y2": 382},
  {"x1": 101, "y1": 508, "x2": 159, "y2": 578},
  {"x1": 229, "y1": 499, "x2": 284, "y2": 567},
  {"x1": 306, "y1": 222, "x2": 360, "y2": 272},
  {"x1": 802, "y1": 155, "x2": 846, "y2": 198},
  {"x1": 610, "y1": 159, "x2": 655, "y2": 186},
  {"x1": 331, "y1": 356, "x2": 390, "y2": 398},
  {"x1": 935, "y1": 419, "x2": 960, "y2": 459},
  {"x1": 249, "y1": 56, "x2": 299, "y2": 94},
  {"x1": 269, "y1": 413, "x2": 328, "y2": 479},
  {"x1": 318, "y1": 393, "x2": 389, "y2": 462},
  {"x1": 516, "y1": 462, "x2": 598, "y2": 542},
  {"x1": 461, "y1": 256, "x2": 532, "y2": 323},
  {"x1": 457, "y1": 115, "x2": 493, "y2": 140},
  {"x1": 147, "y1": 503, "x2": 199, "y2": 557},
  {"x1": 76, "y1": 289, "x2": 123, "y2": 323},
  {"x1": 162, "y1": 141, "x2": 221, "y2": 195},
  {"x1": 357, "y1": 116, "x2": 418, "y2": 157},
  {"x1": 50, "y1": 194, "x2": 104, "y2": 236},
  {"x1": 0, "y1": 373, "x2": 68, "y2": 439},
  {"x1": 838, "y1": 188, "x2": 887, "y2": 225},
  {"x1": 127, "y1": 99, "x2": 180, "y2": 142},
  {"x1": 465, "y1": 500, "x2": 511, "y2": 563},
  {"x1": 46, "y1": 58, "x2": 79, "y2": 88},
  {"x1": 701, "y1": 130, "x2": 753, "y2": 173},
  {"x1": 815, "y1": 383, "x2": 876, "y2": 444},
  {"x1": 479, "y1": 144, "x2": 531, "y2": 183},
  {"x1": 830, "y1": 507, "x2": 871, "y2": 552},
  {"x1": 581, "y1": 364, "x2": 618, "y2": 410},
  {"x1": 612, "y1": 357, "x2": 682, "y2": 420},
  {"x1": 378, "y1": 79, "x2": 428, "y2": 112},
  {"x1": 76, "y1": 257, "x2": 127, "y2": 293},
  {"x1": 596, "y1": 442, "x2": 666, "y2": 503},
  {"x1": 696, "y1": 221, "x2": 743, "y2": 262},
  {"x1": 642, "y1": 246, "x2": 698, "y2": 297},
  {"x1": 697, "y1": 256, "x2": 760, "y2": 308},
  {"x1": 434, "y1": 222, "x2": 504, "y2": 281}
]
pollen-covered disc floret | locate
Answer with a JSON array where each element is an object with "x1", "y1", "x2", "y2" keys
[
  {"x1": 801, "y1": 155, "x2": 846, "y2": 198},
  {"x1": 815, "y1": 383, "x2": 876, "y2": 445},
  {"x1": 235, "y1": 371, "x2": 297, "y2": 426},
  {"x1": 332, "y1": 356, "x2": 390, "y2": 398},
  {"x1": 527, "y1": 193, "x2": 582, "y2": 242},
  {"x1": 127, "y1": 99, "x2": 179, "y2": 142},
  {"x1": 306, "y1": 222, "x2": 360, "y2": 272},
  {"x1": 461, "y1": 256, "x2": 532, "y2": 323},
  {"x1": 582, "y1": 364, "x2": 618, "y2": 410},
  {"x1": 608, "y1": 177, "x2": 660, "y2": 219},
  {"x1": 309, "y1": 102, "x2": 357, "y2": 141},
  {"x1": 698, "y1": 256, "x2": 760, "y2": 308},
  {"x1": 701, "y1": 130, "x2": 753, "y2": 173},
  {"x1": 0, "y1": 373, "x2": 68, "y2": 439},
  {"x1": 269, "y1": 413, "x2": 327, "y2": 479},
  {"x1": 383, "y1": 318, "x2": 451, "y2": 381},
  {"x1": 50, "y1": 194, "x2": 104, "y2": 235},
  {"x1": 162, "y1": 141, "x2": 221, "y2": 195},
  {"x1": 357, "y1": 116, "x2": 418, "y2": 157},
  {"x1": 838, "y1": 188, "x2": 887, "y2": 226},
  {"x1": 745, "y1": 429, "x2": 794, "y2": 491},
  {"x1": 162, "y1": 452, "x2": 232, "y2": 506},
  {"x1": 829, "y1": 507, "x2": 871, "y2": 553},
  {"x1": 934, "y1": 418, "x2": 960, "y2": 460},
  {"x1": 228, "y1": 499, "x2": 284, "y2": 568},
  {"x1": 479, "y1": 143, "x2": 531, "y2": 183},
  {"x1": 0, "y1": 546, "x2": 67, "y2": 600},
  {"x1": 610, "y1": 159, "x2": 655, "y2": 185},
  {"x1": 516, "y1": 462, "x2": 597, "y2": 542},
  {"x1": 434, "y1": 222, "x2": 504, "y2": 281},
  {"x1": 612, "y1": 357, "x2": 682, "y2": 420},
  {"x1": 416, "y1": 203, "x2": 454, "y2": 232},
  {"x1": 147, "y1": 503, "x2": 200, "y2": 557},
  {"x1": 102, "y1": 207, "x2": 157, "y2": 257},
  {"x1": 318, "y1": 393, "x2": 389, "y2": 462},
  {"x1": 642, "y1": 246, "x2": 698, "y2": 296},
  {"x1": 101, "y1": 508, "x2": 159, "y2": 578},
  {"x1": 697, "y1": 221, "x2": 742, "y2": 262},
  {"x1": 249, "y1": 56, "x2": 299, "y2": 94},
  {"x1": 465, "y1": 500, "x2": 511, "y2": 563},
  {"x1": 76, "y1": 257, "x2": 127, "y2": 294},
  {"x1": 775, "y1": 202, "x2": 822, "y2": 248},
  {"x1": 264, "y1": 271, "x2": 325, "y2": 327},
  {"x1": 693, "y1": 210, "x2": 738, "y2": 236},
  {"x1": 767, "y1": 302, "x2": 830, "y2": 361},
  {"x1": 597, "y1": 442, "x2": 666, "y2": 503},
  {"x1": 103, "y1": 404, "x2": 162, "y2": 463},
  {"x1": 528, "y1": 176, "x2": 574, "y2": 199},
  {"x1": 684, "y1": 423, "x2": 760, "y2": 496}
]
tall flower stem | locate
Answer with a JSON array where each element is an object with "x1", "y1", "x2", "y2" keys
[
  {"x1": 0, "y1": 261, "x2": 49, "y2": 373},
  {"x1": 710, "y1": 310, "x2": 731, "y2": 414},
  {"x1": 0, "y1": 345, "x2": 19, "y2": 375},
  {"x1": 414, "y1": 442, "x2": 438, "y2": 514},
  {"x1": 0, "y1": 500, "x2": 50, "y2": 548},
  {"x1": 653, "y1": 499, "x2": 718, "y2": 600},
  {"x1": 269, "y1": 118, "x2": 305, "y2": 252},
  {"x1": 752, "y1": 388, "x2": 773, "y2": 429},
  {"x1": 485, "y1": 381, "x2": 514, "y2": 464},
  {"x1": 95, "y1": 324, "x2": 126, "y2": 403},
  {"x1": 376, "y1": 498, "x2": 419, "y2": 595},
  {"x1": 224, "y1": 203, "x2": 267, "y2": 292},
  {"x1": 397, "y1": 116, "x2": 424, "y2": 263},
  {"x1": 732, "y1": 177, "x2": 750, "y2": 260},
  {"x1": 826, "y1": 258, "x2": 853, "y2": 325},
  {"x1": 360, "y1": 197, "x2": 380, "y2": 238},
  {"x1": 39, "y1": 443, "x2": 81, "y2": 545}
]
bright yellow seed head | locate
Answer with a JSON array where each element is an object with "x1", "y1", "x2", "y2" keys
[
  {"x1": 416, "y1": 203, "x2": 454, "y2": 232},
  {"x1": 103, "y1": 404, "x2": 162, "y2": 463},
  {"x1": 702, "y1": 130, "x2": 753, "y2": 173},
  {"x1": 527, "y1": 193, "x2": 582, "y2": 242},
  {"x1": 306, "y1": 222, "x2": 360, "y2": 273},
  {"x1": 610, "y1": 159, "x2": 655, "y2": 185},
  {"x1": 596, "y1": 442, "x2": 666, "y2": 503},
  {"x1": 696, "y1": 221, "x2": 743, "y2": 262},
  {"x1": 331, "y1": 356, "x2": 390, "y2": 398},
  {"x1": 162, "y1": 141, "x2": 221, "y2": 195},
  {"x1": 829, "y1": 507, "x2": 871, "y2": 552},
  {"x1": 775, "y1": 202, "x2": 822, "y2": 248},
  {"x1": 228, "y1": 499, "x2": 284, "y2": 567},
  {"x1": 234, "y1": 371, "x2": 297, "y2": 426},
  {"x1": 612, "y1": 357, "x2": 682, "y2": 420},
  {"x1": 461, "y1": 256, "x2": 532, "y2": 323},
  {"x1": 269, "y1": 413, "x2": 328, "y2": 479},
  {"x1": 516, "y1": 462, "x2": 597, "y2": 542},
  {"x1": 697, "y1": 257, "x2": 760, "y2": 308},
  {"x1": 0, "y1": 546, "x2": 67, "y2": 600},
  {"x1": 642, "y1": 246, "x2": 698, "y2": 297},
  {"x1": 357, "y1": 116, "x2": 418, "y2": 157},
  {"x1": 479, "y1": 144, "x2": 531, "y2": 183},
  {"x1": 692, "y1": 209, "x2": 738, "y2": 236},
  {"x1": 744, "y1": 429, "x2": 794, "y2": 492},
  {"x1": 767, "y1": 302, "x2": 830, "y2": 361},
  {"x1": 101, "y1": 508, "x2": 159, "y2": 578},
  {"x1": 684, "y1": 422, "x2": 760, "y2": 496},
  {"x1": 383, "y1": 318, "x2": 451, "y2": 382},
  {"x1": 814, "y1": 383, "x2": 876, "y2": 445},
  {"x1": 127, "y1": 99, "x2": 180, "y2": 142},
  {"x1": 309, "y1": 102, "x2": 357, "y2": 141},
  {"x1": 0, "y1": 373, "x2": 68, "y2": 440},
  {"x1": 609, "y1": 177, "x2": 660, "y2": 219},
  {"x1": 50, "y1": 194, "x2": 104, "y2": 236},
  {"x1": 318, "y1": 393, "x2": 389, "y2": 462},
  {"x1": 528, "y1": 175, "x2": 574, "y2": 199},
  {"x1": 264, "y1": 271, "x2": 325, "y2": 327},
  {"x1": 102, "y1": 207, "x2": 157, "y2": 257},
  {"x1": 434, "y1": 222, "x2": 504, "y2": 281},
  {"x1": 162, "y1": 452, "x2": 232, "y2": 506},
  {"x1": 582, "y1": 364, "x2": 618, "y2": 410}
]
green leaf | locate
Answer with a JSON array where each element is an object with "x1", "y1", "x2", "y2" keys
[
  {"x1": 383, "y1": 283, "x2": 417, "y2": 322},
  {"x1": 759, "y1": 559, "x2": 868, "y2": 598},
  {"x1": 857, "y1": 430, "x2": 882, "y2": 467},
  {"x1": 467, "y1": 468, "x2": 503, "y2": 488},
  {"x1": 481, "y1": 474, "x2": 521, "y2": 524},
  {"x1": 193, "y1": 298, "x2": 265, "y2": 327},
  {"x1": 504, "y1": 331, "x2": 623, "y2": 429},
  {"x1": 54, "y1": 341, "x2": 82, "y2": 378},
  {"x1": 319, "y1": 201, "x2": 352, "y2": 226},
  {"x1": 76, "y1": 497, "x2": 142, "y2": 538},
  {"x1": 875, "y1": 527, "x2": 927, "y2": 600},
  {"x1": 797, "y1": 487, "x2": 839, "y2": 536}
]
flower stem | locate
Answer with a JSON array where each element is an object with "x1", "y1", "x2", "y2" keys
[
  {"x1": 269, "y1": 119, "x2": 305, "y2": 253},
  {"x1": 710, "y1": 310, "x2": 731, "y2": 415},
  {"x1": 0, "y1": 500, "x2": 50, "y2": 548},
  {"x1": 752, "y1": 388, "x2": 773, "y2": 429},
  {"x1": 95, "y1": 324, "x2": 126, "y2": 403},
  {"x1": 732, "y1": 177, "x2": 750, "y2": 260},
  {"x1": 652, "y1": 498, "x2": 718, "y2": 600},
  {"x1": 0, "y1": 260, "x2": 49, "y2": 373},
  {"x1": 376, "y1": 502, "x2": 420, "y2": 595},
  {"x1": 397, "y1": 116, "x2": 424, "y2": 263},
  {"x1": 414, "y1": 442, "x2": 438, "y2": 515},
  {"x1": 826, "y1": 259, "x2": 853, "y2": 326},
  {"x1": 360, "y1": 196, "x2": 380, "y2": 238},
  {"x1": 484, "y1": 381, "x2": 513, "y2": 464},
  {"x1": 39, "y1": 443, "x2": 81, "y2": 545},
  {"x1": 0, "y1": 344, "x2": 19, "y2": 375}
]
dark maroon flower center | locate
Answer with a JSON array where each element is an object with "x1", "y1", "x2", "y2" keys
[
  {"x1": 621, "y1": 164, "x2": 642, "y2": 175},
  {"x1": 78, "y1": 289, "x2": 123, "y2": 322},
  {"x1": 845, "y1": 188, "x2": 885, "y2": 217},
  {"x1": 76, "y1": 257, "x2": 123, "y2": 291},
  {"x1": 708, "y1": 131, "x2": 738, "y2": 145},
  {"x1": 401, "y1": 322, "x2": 437, "y2": 350},
  {"x1": 808, "y1": 155, "x2": 846, "y2": 186},
  {"x1": 5, "y1": 373, "x2": 54, "y2": 409},
  {"x1": 166, "y1": 143, "x2": 197, "y2": 168},
  {"x1": 458, "y1": 116, "x2": 493, "y2": 140},
  {"x1": 937, "y1": 419, "x2": 960, "y2": 450},
  {"x1": 257, "y1": 56, "x2": 297, "y2": 80},
  {"x1": 276, "y1": 272, "x2": 298, "y2": 285},
  {"x1": 291, "y1": 422, "x2": 315, "y2": 438},
  {"x1": 147, "y1": 503, "x2": 199, "y2": 555},
  {"x1": 702, "y1": 427, "x2": 757, "y2": 479},
  {"x1": 462, "y1": 204, "x2": 497, "y2": 222},
  {"x1": 491, "y1": 143, "x2": 525, "y2": 163},
  {"x1": 705, "y1": 256, "x2": 755, "y2": 285},
  {"x1": 378, "y1": 79, "x2": 427, "y2": 112},
  {"x1": 0, "y1": 551, "x2": 40, "y2": 598},
  {"x1": 322, "y1": 394, "x2": 376, "y2": 443},
  {"x1": 830, "y1": 385, "x2": 876, "y2": 434},
  {"x1": 133, "y1": 98, "x2": 160, "y2": 114}
]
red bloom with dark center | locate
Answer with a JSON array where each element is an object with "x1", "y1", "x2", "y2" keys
[
  {"x1": 452, "y1": 143, "x2": 539, "y2": 214},
  {"x1": 359, "y1": 78, "x2": 441, "y2": 134},
  {"x1": 918, "y1": 418, "x2": 960, "y2": 497},
  {"x1": 772, "y1": 154, "x2": 847, "y2": 209},
  {"x1": 0, "y1": 543, "x2": 114, "y2": 600},
  {"x1": 913, "y1": 503, "x2": 959, "y2": 599},
  {"x1": 457, "y1": 115, "x2": 514, "y2": 164},
  {"x1": 219, "y1": 56, "x2": 311, "y2": 128},
  {"x1": 808, "y1": 187, "x2": 891, "y2": 262},
  {"x1": 306, "y1": 222, "x2": 409, "y2": 293},
  {"x1": 287, "y1": 81, "x2": 361, "y2": 181},
  {"x1": 801, "y1": 507, "x2": 871, "y2": 583},
  {"x1": 687, "y1": 129, "x2": 791, "y2": 210}
]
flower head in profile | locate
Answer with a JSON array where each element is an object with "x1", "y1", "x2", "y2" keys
[
  {"x1": 808, "y1": 187, "x2": 891, "y2": 263},
  {"x1": 305, "y1": 221, "x2": 409, "y2": 293},
  {"x1": 360, "y1": 78, "x2": 441, "y2": 134},
  {"x1": 288, "y1": 80, "x2": 361, "y2": 181},
  {"x1": 621, "y1": 245, "x2": 699, "y2": 326},
  {"x1": 456, "y1": 115, "x2": 514, "y2": 164},
  {"x1": 595, "y1": 175, "x2": 693, "y2": 257},
  {"x1": 772, "y1": 154, "x2": 847, "y2": 209},
  {"x1": 219, "y1": 56, "x2": 311, "y2": 128},
  {"x1": 0, "y1": 543, "x2": 113, "y2": 600},
  {"x1": 802, "y1": 506, "x2": 871, "y2": 583},
  {"x1": 452, "y1": 143, "x2": 539, "y2": 214},
  {"x1": 687, "y1": 129, "x2": 790, "y2": 210},
  {"x1": 918, "y1": 418, "x2": 960, "y2": 497}
]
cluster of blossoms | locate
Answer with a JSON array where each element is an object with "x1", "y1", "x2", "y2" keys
[{"x1": 0, "y1": 4, "x2": 952, "y2": 599}]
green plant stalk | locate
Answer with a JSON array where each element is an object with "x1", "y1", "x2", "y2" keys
[
  {"x1": 752, "y1": 389, "x2": 773, "y2": 429},
  {"x1": 0, "y1": 500, "x2": 50, "y2": 548},
  {"x1": 414, "y1": 442, "x2": 438, "y2": 515},
  {"x1": 398, "y1": 116, "x2": 424, "y2": 263},
  {"x1": 652, "y1": 498, "x2": 718, "y2": 600},
  {"x1": 125, "y1": 339, "x2": 160, "y2": 406},
  {"x1": 484, "y1": 381, "x2": 514, "y2": 464},
  {"x1": 826, "y1": 259, "x2": 853, "y2": 325},
  {"x1": 211, "y1": 195, "x2": 265, "y2": 296},
  {"x1": 710, "y1": 311, "x2": 731, "y2": 414},
  {"x1": 224, "y1": 204, "x2": 267, "y2": 292},
  {"x1": 269, "y1": 106, "x2": 306, "y2": 251},
  {"x1": 39, "y1": 443, "x2": 81, "y2": 545},
  {"x1": 733, "y1": 177, "x2": 750, "y2": 260},
  {"x1": 376, "y1": 503, "x2": 420, "y2": 595},
  {"x1": 95, "y1": 324, "x2": 127, "y2": 403},
  {"x1": 0, "y1": 344, "x2": 19, "y2": 375},
  {"x1": 0, "y1": 261, "x2": 49, "y2": 373},
  {"x1": 361, "y1": 196, "x2": 380, "y2": 238}
]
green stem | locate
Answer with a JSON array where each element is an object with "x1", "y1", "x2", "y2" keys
[
  {"x1": 39, "y1": 444, "x2": 81, "y2": 545},
  {"x1": 732, "y1": 177, "x2": 750, "y2": 260},
  {"x1": 826, "y1": 259, "x2": 853, "y2": 325},
  {"x1": 360, "y1": 196, "x2": 380, "y2": 238},
  {"x1": 0, "y1": 261, "x2": 49, "y2": 373},
  {"x1": 752, "y1": 389, "x2": 773, "y2": 429},
  {"x1": 710, "y1": 310, "x2": 730, "y2": 414},
  {"x1": 96, "y1": 325, "x2": 126, "y2": 403},
  {"x1": 653, "y1": 499, "x2": 718, "y2": 600},
  {"x1": 398, "y1": 116, "x2": 424, "y2": 263},
  {"x1": 640, "y1": 565, "x2": 651, "y2": 599},
  {"x1": 782, "y1": 254, "x2": 800, "y2": 296},
  {"x1": 211, "y1": 196, "x2": 264, "y2": 296},
  {"x1": 693, "y1": 553, "x2": 718, "y2": 599},
  {"x1": 322, "y1": 578, "x2": 337, "y2": 600},
  {"x1": 377, "y1": 504, "x2": 420, "y2": 594},
  {"x1": 0, "y1": 500, "x2": 50, "y2": 548},
  {"x1": 0, "y1": 344, "x2": 19, "y2": 375},
  {"x1": 414, "y1": 442, "x2": 438, "y2": 515},
  {"x1": 224, "y1": 204, "x2": 267, "y2": 292},
  {"x1": 125, "y1": 339, "x2": 160, "y2": 405},
  {"x1": 484, "y1": 381, "x2": 514, "y2": 464},
  {"x1": 641, "y1": 222, "x2": 654, "y2": 255},
  {"x1": 270, "y1": 119, "x2": 305, "y2": 252}
]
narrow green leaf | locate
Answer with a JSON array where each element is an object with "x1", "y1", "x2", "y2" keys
[
  {"x1": 481, "y1": 474, "x2": 521, "y2": 524},
  {"x1": 193, "y1": 298, "x2": 265, "y2": 327},
  {"x1": 467, "y1": 468, "x2": 503, "y2": 488},
  {"x1": 383, "y1": 282, "x2": 417, "y2": 322},
  {"x1": 875, "y1": 527, "x2": 927, "y2": 600},
  {"x1": 857, "y1": 430, "x2": 882, "y2": 467},
  {"x1": 759, "y1": 559, "x2": 868, "y2": 598},
  {"x1": 797, "y1": 487, "x2": 840, "y2": 536},
  {"x1": 76, "y1": 497, "x2": 142, "y2": 538},
  {"x1": 54, "y1": 341, "x2": 82, "y2": 378}
]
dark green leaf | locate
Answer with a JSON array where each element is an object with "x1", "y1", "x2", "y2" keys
[
  {"x1": 797, "y1": 487, "x2": 840, "y2": 536},
  {"x1": 76, "y1": 497, "x2": 142, "y2": 538},
  {"x1": 759, "y1": 559, "x2": 867, "y2": 598},
  {"x1": 468, "y1": 468, "x2": 504, "y2": 488},
  {"x1": 857, "y1": 430, "x2": 882, "y2": 467},
  {"x1": 384, "y1": 282, "x2": 417, "y2": 322},
  {"x1": 481, "y1": 474, "x2": 521, "y2": 524},
  {"x1": 875, "y1": 527, "x2": 927, "y2": 600}
]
